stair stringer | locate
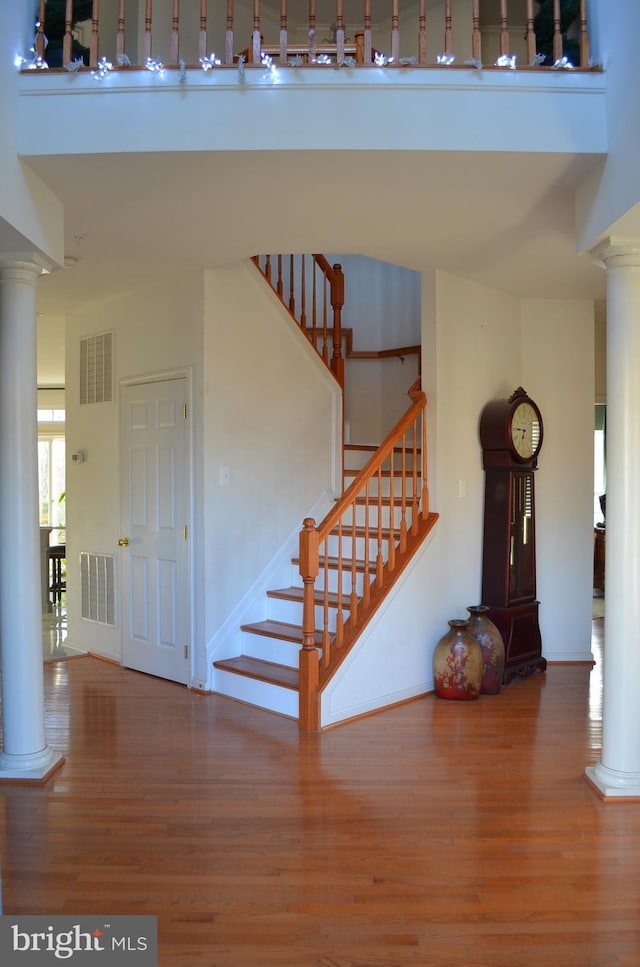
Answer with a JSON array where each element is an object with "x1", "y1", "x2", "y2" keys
[
  {"x1": 319, "y1": 521, "x2": 440, "y2": 728},
  {"x1": 207, "y1": 489, "x2": 335, "y2": 678}
]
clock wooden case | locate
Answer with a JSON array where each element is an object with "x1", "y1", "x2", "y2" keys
[{"x1": 479, "y1": 387, "x2": 546, "y2": 684}]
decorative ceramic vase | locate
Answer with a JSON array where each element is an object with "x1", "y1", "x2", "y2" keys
[
  {"x1": 466, "y1": 605, "x2": 506, "y2": 695},
  {"x1": 433, "y1": 619, "x2": 483, "y2": 701}
]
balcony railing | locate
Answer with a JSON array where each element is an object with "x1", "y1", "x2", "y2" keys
[{"x1": 29, "y1": 1, "x2": 592, "y2": 73}]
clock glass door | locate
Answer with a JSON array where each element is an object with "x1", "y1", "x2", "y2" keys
[{"x1": 509, "y1": 473, "x2": 535, "y2": 601}]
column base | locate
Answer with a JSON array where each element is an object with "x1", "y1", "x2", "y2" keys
[
  {"x1": 585, "y1": 761, "x2": 640, "y2": 801},
  {"x1": 0, "y1": 746, "x2": 64, "y2": 784}
]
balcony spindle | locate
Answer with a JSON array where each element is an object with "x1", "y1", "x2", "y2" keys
[
  {"x1": 276, "y1": 255, "x2": 283, "y2": 300},
  {"x1": 300, "y1": 254, "x2": 307, "y2": 330},
  {"x1": 391, "y1": 0, "x2": 399, "y2": 63},
  {"x1": 289, "y1": 255, "x2": 295, "y2": 315},
  {"x1": 330, "y1": 264, "x2": 344, "y2": 391},
  {"x1": 63, "y1": 0, "x2": 73, "y2": 65},
  {"x1": 336, "y1": 0, "x2": 345, "y2": 64},
  {"x1": 499, "y1": 0, "x2": 509, "y2": 56},
  {"x1": 579, "y1": 0, "x2": 589, "y2": 67},
  {"x1": 252, "y1": 0, "x2": 261, "y2": 64},
  {"x1": 280, "y1": 0, "x2": 288, "y2": 65},
  {"x1": 444, "y1": 0, "x2": 453, "y2": 56},
  {"x1": 552, "y1": 0, "x2": 562, "y2": 62},
  {"x1": 225, "y1": 0, "x2": 234, "y2": 64},
  {"x1": 170, "y1": 0, "x2": 180, "y2": 64},
  {"x1": 308, "y1": 0, "x2": 316, "y2": 61},
  {"x1": 90, "y1": 0, "x2": 100, "y2": 66},
  {"x1": 525, "y1": 0, "x2": 535, "y2": 65},
  {"x1": 418, "y1": 0, "x2": 426, "y2": 66},
  {"x1": 472, "y1": 0, "x2": 481, "y2": 62},
  {"x1": 144, "y1": 0, "x2": 152, "y2": 61},
  {"x1": 364, "y1": 0, "x2": 372, "y2": 65},
  {"x1": 36, "y1": 1, "x2": 46, "y2": 58},
  {"x1": 117, "y1": 0, "x2": 126, "y2": 58}
]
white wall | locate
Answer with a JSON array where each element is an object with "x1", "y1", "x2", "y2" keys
[
  {"x1": 522, "y1": 298, "x2": 595, "y2": 662},
  {"x1": 64, "y1": 270, "x2": 206, "y2": 675},
  {"x1": 203, "y1": 261, "x2": 341, "y2": 642}
]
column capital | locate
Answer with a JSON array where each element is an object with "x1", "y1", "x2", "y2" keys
[
  {"x1": 0, "y1": 252, "x2": 52, "y2": 285},
  {"x1": 590, "y1": 236, "x2": 640, "y2": 270}
]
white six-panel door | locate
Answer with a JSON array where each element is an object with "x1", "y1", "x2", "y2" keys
[{"x1": 120, "y1": 376, "x2": 190, "y2": 685}]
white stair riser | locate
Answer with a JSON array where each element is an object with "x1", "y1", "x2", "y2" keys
[
  {"x1": 238, "y1": 630, "x2": 302, "y2": 666},
  {"x1": 213, "y1": 668, "x2": 299, "y2": 718},
  {"x1": 341, "y1": 503, "x2": 413, "y2": 530},
  {"x1": 267, "y1": 596, "x2": 348, "y2": 632},
  {"x1": 326, "y1": 532, "x2": 394, "y2": 560},
  {"x1": 343, "y1": 475, "x2": 419, "y2": 500}
]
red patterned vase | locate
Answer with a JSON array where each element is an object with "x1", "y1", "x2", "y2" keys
[
  {"x1": 466, "y1": 605, "x2": 506, "y2": 695},
  {"x1": 433, "y1": 619, "x2": 483, "y2": 701}
]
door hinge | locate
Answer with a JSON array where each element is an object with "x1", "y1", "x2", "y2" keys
[
  {"x1": 183, "y1": 525, "x2": 188, "y2": 540},
  {"x1": 184, "y1": 645, "x2": 189, "y2": 660},
  {"x1": 183, "y1": 404, "x2": 188, "y2": 420}
]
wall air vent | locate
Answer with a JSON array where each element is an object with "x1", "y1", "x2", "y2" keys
[
  {"x1": 79, "y1": 331, "x2": 113, "y2": 404},
  {"x1": 80, "y1": 552, "x2": 116, "y2": 626}
]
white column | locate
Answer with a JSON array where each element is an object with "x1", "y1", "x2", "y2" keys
[
  {"x1": 586, "y1": 237, "x2": 640, "y2": 799},
  {"x1": 0, "y1": 255, "x2": 63, "y2": 781}
]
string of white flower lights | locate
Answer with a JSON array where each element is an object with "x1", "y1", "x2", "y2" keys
[
  {"x1": 91, "y1": 56, "x2": 112, "y2": 80},
  {"x1": 145, "y1": 57, "x2": 165, "y2": 76}
]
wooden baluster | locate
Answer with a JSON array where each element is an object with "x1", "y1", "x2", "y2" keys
[
  {"x1": 350, "y1": 508, "x2": 358, "y2": 625},
  {"x1": 280, "y1": 0, "x2": 288, "y2": 65},
  {"x1": 525, "y1": 0, "x2": 535, "y2": 65},
  {"x1": 400, "y1": 432, "x2": 408, "y2": 552},
  {"x1": 335, "y1": 521, "x2": 344, "y2": 647},
  {"x1": 277, "y1": 255, "x2": 283, "y2": 300},
  {"x1": 117, "y1": 0, "x2": 126, "y2": 59},
  {"x1": 225, "y1": 0, "x2": 234, "y2": 65},
  {"x1": 421, "y1": 404, "x2": 430, "y2": 519},
  {"x1": 579, "y1": 0, "x2": 589, "y2": 67},
  {"x1": 300, "y1": 255, "x2": 307, "y2": 331},
  {"x1": 299, "y1": 518, "x2": 320, "y2": 732},
  {"x1": 355, "y1": 30, "x2": 364, "y2": 64},
  {"x1": 391, "y1": 0, "x2": 399, "y2": 63},
  {"x1": 499, "y1": 0, "x2": 509, "y2": 57},
  {"x1": 264, "y1": 254, "x2": 272, "y2": 285},
  {"x1": 170, "y1": 0, "x2": 179, "y2": 64},
  {"x1": 444, "y1": 0, "x2": 453, "y2": 57},
  {"x1": 308, "y1": 0, "x2": 316, "y2": 61},
  {"x1": 322, "y1": 274, "x2": 329, "y2": 364},
  {"x1": 144, "y1": 0, "x2": 152, "y2": 61},
  {"x1": 322, "y1": 550, "x2": 330, "y2": 664},
  {"x1": 471, "y1": 0, "x2": 481, "y2": 62},
  {"x1": 63, "y1": 0, "x2": 73, "y2": 66},
  {"x1": 35, "y1": 1, "x2": 46, "y2": 59},
  {"x1": 411, "y1": 418, "x2": 419, "y2": 536},
  {"x1": 252, "y1": 0, "x2": 261, "y2": 64},
  {"x1": 200, "y1": 0, "x2": 208, "y2": 61},
  {"x1": 552, "y1": 0, "x2": 562, "y2": 63},
  {"x1": 311, "y1": 264, "x2": 318, "y2": 356},
  {"x1": 418, "y1": 0, "x2": 426, "y2": 66},
  {"x1": 336, "y1": 0, "x2": 345, "y2": 64},
  {"x1": 388, "y1": 453, "x2": 396, "y2": 572},
  {"x1": 376, "y1": 468, "x2": 384, "y2": 586},
  {"x1": 364, "y1": 0, "x2": 372, "y2": 64},
  {"x1": 90, "y1": 0, "x2": 100, "y2": 66},
  {"x1": 363, "y1": 485, "x2": 371, "y2": 609},
  {"x1": 289, "y1": 255, "x2": 295, "y2": 316},
  {"x1": 330, "y1": 264, "x2": 344, "y2": 391}
]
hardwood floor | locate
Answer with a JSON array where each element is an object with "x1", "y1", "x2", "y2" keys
[{"x1": 2, "y1": 618, "x2": 639, "y2": 966}]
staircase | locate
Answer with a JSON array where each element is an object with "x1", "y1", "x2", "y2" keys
[{"x1": 212, "y1": 254, "x2": 437, "y2": 729}]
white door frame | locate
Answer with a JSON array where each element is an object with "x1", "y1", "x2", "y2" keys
[{"x1": 119, "y1": 367, "x2": 194, "y2": 684}]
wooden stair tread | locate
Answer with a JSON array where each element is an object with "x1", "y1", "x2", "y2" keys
[
  {"x1": 214, "y1": 656, "x2": 299, "y2": 690},
  {"x1": 268, "y1": 586, "x2": 354, "y2": 608},
  {"x1": 240, "y1": 619, "x2": 325, "y2": 646}
]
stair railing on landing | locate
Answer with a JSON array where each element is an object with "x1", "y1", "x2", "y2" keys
[
  {"x1": 298, "y1": 381, "x2": 438, "y2": 730},
  {"x1": 252, "y1": 254, "x2": 345, "y2": 389}
]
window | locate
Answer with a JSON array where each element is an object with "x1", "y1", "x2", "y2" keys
[
  {"x1": 594, "y1": 405, "x2": 606, "y2": 526},
  {"x1": 38, "y1": 409, "x2": 66, "y2": 544}
]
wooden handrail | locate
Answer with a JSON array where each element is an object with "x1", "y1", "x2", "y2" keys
[
  {"x1": 298, "y1": 385, "x2": 437, "y2": 730},
  {"x1": 27, "y1": 0, "x2": 594, "y2": 71}
]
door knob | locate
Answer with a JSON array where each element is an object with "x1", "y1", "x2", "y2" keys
[{"x1": 117, "y1": 537, "x2": 130, "y2": 547}]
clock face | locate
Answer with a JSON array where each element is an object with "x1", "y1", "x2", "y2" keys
[{"x1": 510, "y1": 402, "x2": 541, "y2": 459}]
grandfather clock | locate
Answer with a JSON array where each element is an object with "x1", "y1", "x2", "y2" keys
[{"x1": 479, "y1": 387, "x2": 546, "y2": 684}]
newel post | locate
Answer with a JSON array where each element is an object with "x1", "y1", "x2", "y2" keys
[
  {"x1": 299, "y1": 518, "x2": 320, "y2": 731},
  {"x1": 330, "y1": 264, "x2": 345, "y2": 391}
]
